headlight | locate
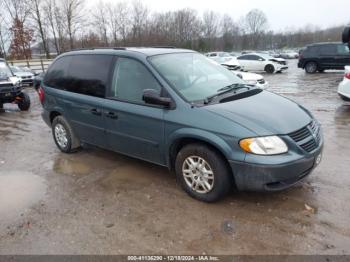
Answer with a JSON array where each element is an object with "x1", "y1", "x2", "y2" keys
[
  {"x1": 246, "y1": 80, "x2": 257, "y2": 85},
  {"x1": 239, "y1": 136, "x2": 288, "y2": 155}
]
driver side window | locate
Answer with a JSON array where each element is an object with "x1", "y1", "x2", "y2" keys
[{"x1": 110, "y1": 58, "x2": 161, "y2": 104}]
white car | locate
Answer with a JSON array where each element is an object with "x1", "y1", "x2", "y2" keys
[
  {"x1": 237, "y1": 53, "x2": 288, "y2": 73},
  {"x1": 205, "y1": 52, "x2": 241, "y2": 70},
  {"x1": 233, "y1": 71, "x2": 269, "y2": 89},
  {"x1": 10, "y1": 65, "x2": 34, "y2": 86},
  {"x1": 338, "y1": 66, "x2": 350, "y2": 101}
]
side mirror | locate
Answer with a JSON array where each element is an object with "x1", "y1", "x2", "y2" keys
[{"x1": 143, "y1": 89, "x2": 172, "y2": 108}]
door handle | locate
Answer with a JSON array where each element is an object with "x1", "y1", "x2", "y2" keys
[
  {"x1": 90, "y1": 108, "x2": 102, "y2": 116},
  {"x1": 105, "y1": 111, "x2": 118, "y2": 119}
]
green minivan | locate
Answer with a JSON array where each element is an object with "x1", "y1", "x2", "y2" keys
[{"x1": 41, "y1": 48, "x2": 323, "y2": 202}]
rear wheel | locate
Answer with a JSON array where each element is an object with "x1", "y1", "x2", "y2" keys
[
  {"x1": 264, "y1": 64, "x2": 275, "y2": 74},
  {"x1": 17, "y1": 92, "x2": 31, "y2": 111},
  {"x1": 0, "y1": 103, "x2": 4, "y2": 112},
  {"x1": 305, "y1": 62, "x2": 318, "y2": 74},
  {"x1": 52, "y1": 116, "x2": 80, "y2": 153},
  {"x1": 175, "y1": 143, "x2": 232, "y2": 202}
]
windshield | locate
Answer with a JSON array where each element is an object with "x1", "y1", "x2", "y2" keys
[
  {"x1": 0, "y1": 62, "x2": 13, "y2": 79},
  {"x1": 149, "y1": 53, "x2": 244, "y2": 102},
  {"x1": 10, "y1": 66, "x2": 21, "y2": 73}
]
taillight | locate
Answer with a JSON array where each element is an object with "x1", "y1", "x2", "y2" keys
[
  {"x1": 38, "y1": 86, "x2": 45, "y2": 104},
  {"x1": 345, "y1": 72, "x2": 350, "y2": 80}
]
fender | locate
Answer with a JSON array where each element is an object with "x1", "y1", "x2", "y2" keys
[{"x1": 166, "y1": 127, "x2": 244, "y2": 167}]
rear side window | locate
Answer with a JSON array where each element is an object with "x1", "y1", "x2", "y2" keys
[
  {"x1": 44, "y1": 56, "x2": 71, "y2": 89},
  {"x1": 66, "y1": 55, "x2": 113, "y2": 98},
  {"x1": 238, "y1": 55, "x2": 252, "y2": 60},
  {"x1": 318, "y1": 45, "x2": 337, "y2": 55}
]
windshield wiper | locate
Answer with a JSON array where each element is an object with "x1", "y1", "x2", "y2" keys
[{"x1": 204, "y1": 83, "x2": 252, "y2": 104}]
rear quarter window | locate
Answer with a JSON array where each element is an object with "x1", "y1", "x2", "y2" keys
[
  {"x1": 44, "y1": 54, "x2": 113, "y2": 98},
  {"x1": 66, "y1": 55, "x2": 113, "y2": 98},
  {"x1": 44, "y1": 56, "x2": 72, "y2": 89}
]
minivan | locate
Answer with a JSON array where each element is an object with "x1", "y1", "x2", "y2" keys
[
  {"x1": 41, "y1": 48, "x2": 323, "y2": 202},
  {"x1": 298, "y1": 42, "x2": 350, "y2": 73}
]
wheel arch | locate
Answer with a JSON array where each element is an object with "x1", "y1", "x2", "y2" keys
[{"x1": 167, "y1": 129, "x2": 233, "y2": 172}]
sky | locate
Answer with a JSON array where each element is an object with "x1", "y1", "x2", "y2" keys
[{"x1": 90, "y1": 0, "x2": 350, "y2": 32}]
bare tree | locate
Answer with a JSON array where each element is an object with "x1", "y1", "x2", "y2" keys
[
  {"x1": 62, "y1": 0, "x2": 85, "y2": 50},
  {"x1": 202, "y1": 10, "x2": 220, "y2": 49},
  {"x1": 2, "y1": 0, "x2": 31, "y2": 23},
  {"x1": 30, "y1": 0, "x2": 50, "y2": 58},
  {"x1": 244, "y1": 9, "x2": 268, "y2": 49},
  {"x1": 131, "y1": 0, "x2": 148, "y2": 45},
  {"x1": 107, "y1": 1, "x2": 130, "y2": 46},
  {"x1": 93, "y1": 1, "x2": 108, "y2": 46}
]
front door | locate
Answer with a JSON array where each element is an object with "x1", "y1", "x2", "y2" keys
[{"x1": 104, "y1": 57, "x2": 165, "y2": 165}]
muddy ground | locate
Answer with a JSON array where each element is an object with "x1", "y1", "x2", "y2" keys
[{"x1": 0, "y1": 60, "x2": 349, "y2": 255}]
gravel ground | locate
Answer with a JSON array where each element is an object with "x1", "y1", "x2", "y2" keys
[{"x1": 0, "y1": 60, "x2": 349, "y2": 255}]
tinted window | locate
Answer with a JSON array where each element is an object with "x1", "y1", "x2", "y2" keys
[
  {"x1": 237, "y1": 55, "x2": 252, "y2": 60},
  {"x1": 318, "y1": 45, "x2": 337, "y2": 55},
  {"x1": 44, "y1": 56, "x2": 71, "y2": 89},
  {"x1": 110, "y1": 58, "x2": 161, "y2": 104},
  {"x1": 209, "y1": 53, "x2": 217, "y2": 57},
  {"x1": 65, "y1": 55, "x2": 113, "y2": 98},
  {"x1": 250, "y1": 55, "x2": 262, "y2": 61}
]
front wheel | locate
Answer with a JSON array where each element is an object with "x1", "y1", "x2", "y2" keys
[
  {"x1": 175, "y1": 143, "x2": 232, "y2": 202},
  {"x1": 264, "y1": 64, "x2": 275, "y2": 74},
  {"x1": 17, "y1": 92, "x2": 31, "y2": 111}
]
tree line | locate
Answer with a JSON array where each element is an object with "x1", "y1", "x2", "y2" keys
[{"x1": 0, "y1": 0, "x2": 347, "y2": 59}]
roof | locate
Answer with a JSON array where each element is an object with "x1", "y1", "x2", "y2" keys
[
  {"x1": 307, "y1": 42, "x2": 343, "y2": 47},
  {"x1": 62, "y1": 47, "x2": 195, "y2": 58}
]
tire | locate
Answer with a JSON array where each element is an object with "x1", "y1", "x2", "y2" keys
[
  {"x1": 175, "y1": 143, "x2": 232, "y2": 202},
  {"x1": 342, "y1": 26, "x2": 350, "y2": 43},
  {"x1": 17, "y1": 92, "x2": 31, "y2": 111},
  {"x1": 264, "y1": 64, "x2": 275, "y2": 74},
  {"x1": 0, "y1": 103, "x2": 4, "y2": 113},
  {"x1": 305, "y1": 62, "x2": 318, "y2": 74},
  {"x1": 52, "y1": 116, "x2": 80, "y2": 153}
]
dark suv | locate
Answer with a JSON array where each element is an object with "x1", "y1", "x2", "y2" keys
[
  {"x1": 0, "y1": 58, "x2": 31, "y2": 111},
  {"x1": 41, "y1": 48, "x2": 323, "y2": 202},
  {"x1": 298, "y1": 42, "x2": 350, "y2": 73}
]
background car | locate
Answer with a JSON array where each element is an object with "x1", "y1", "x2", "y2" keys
[
  {"x1": 237, "y1": 53, "x2": 288, "y2": 73},
  {"x1": 18, "y1": 66, "x2": 39, "y2": 76},
  {"x1": 0, "y1": 59, "x2": 31, "y2": 111},
  {"x1": 298, "y1": 42, "x2": 350, "y2": 73},
  {"x1": 9, "y1": 65, "x2": 35, "y2": 86},
  {"x1": 338, "y1": 66, "x2": 350, "y2": 101},
  {"x1": 205, "y1": 52, "x2": 241, "y2": 70},
  {"x1": 233, "y1": 71, "x2": 268, "y2": 89}
]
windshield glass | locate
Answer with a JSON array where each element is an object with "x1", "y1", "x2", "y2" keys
[
  {"x1": 149, "y1": 53, "x2": 244, "y2": 102},
  {"x1": 10, "y1": 66, "x2": 21, "y2": 73},
  {"x1": 0, "y1": 62, "x2": 13, "y2": 79}
]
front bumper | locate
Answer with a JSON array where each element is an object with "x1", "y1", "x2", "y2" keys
[
  {"x1": 0, "y1": 86, "x2": 23, "y2": 102},
  {"x1": 338, "y1": 79, "x2": 350, "y2": 99},
  {"x1": 229, "y1": 142, "x2": 323, "y2": 192}
]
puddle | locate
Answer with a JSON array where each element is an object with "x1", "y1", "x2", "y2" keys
[
  {"x1": 53, "y1": 158, "x2": 92, "y2": 176},
  {"x1": 0, "y1": 171, "x2": 46, "y2": 224}
]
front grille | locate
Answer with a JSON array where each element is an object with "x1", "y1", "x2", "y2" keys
[
  {"x1": 288, "y1": 120, "x2": 321, "y2": 153},
  {"x1": 257, "y1": 79, "x2": 265, "y2": 84}
]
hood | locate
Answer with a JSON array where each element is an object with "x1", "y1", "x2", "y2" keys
[
  {"x1": 221, "y1": 57, "x2": 240, "y2": 66},
  {"x1": 205, "y1": 91, "x2": 312, "y2": 136},
  {"x1": 14, "y1": 72, "x2": 33, "y2": 77},
  {"x1": 270, "y1": 57, "x2": 286, "y2": 62}
]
